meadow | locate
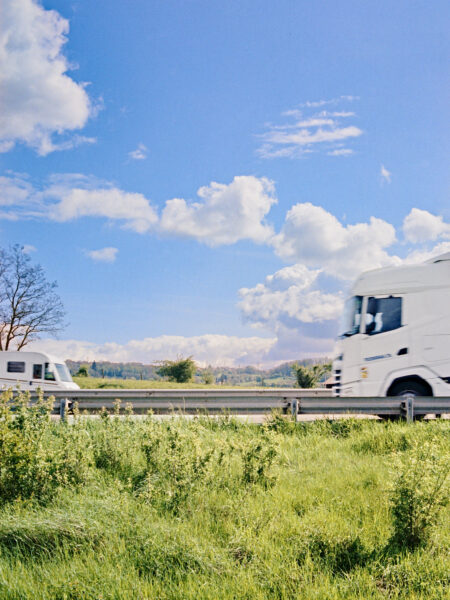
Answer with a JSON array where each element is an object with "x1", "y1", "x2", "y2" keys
[
  {"x1": 72, "y1": 376, "x2": 296, "y2": 389},
  {"x1": 0, "y1": 390, "x2": 448, "y2": 599},
  {"x1": 73, "y1": 376, "x2": 238, "y2": 389}
]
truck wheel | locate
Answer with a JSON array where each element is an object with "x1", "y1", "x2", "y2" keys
[
  {"x1": 389, "y1": 380, "x2": 431, "y2": 421},
  {"x1": 389, "y1": 380, "x2": 430, "y2": 397}
]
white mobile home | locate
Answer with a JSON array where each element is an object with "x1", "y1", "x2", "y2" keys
[{"x1": 0, "y1": 351, "x2": 80, "y2": 391}]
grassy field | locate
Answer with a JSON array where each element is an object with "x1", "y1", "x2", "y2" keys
[
  {"x1": 0, "y1": 390, "x2": 448, "y2": 599},
  {"x1": 73, "y1": 376, "x2": 253, "y2": 389}
]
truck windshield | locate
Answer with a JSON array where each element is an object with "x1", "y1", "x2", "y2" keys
[
  {"x1": 55, "y1": 363, "x2": 73, "y2": 383},
  {"x1": 339, "y1": 296, "x2": 363, "y2": 337}
]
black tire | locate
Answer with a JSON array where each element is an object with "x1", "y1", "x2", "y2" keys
[
  {"x1": 388, "y1": 380, "x2": 431, "y2": 421},
  {"x1": 388, "y1": 380, "x2": 431, "y2": 398}
]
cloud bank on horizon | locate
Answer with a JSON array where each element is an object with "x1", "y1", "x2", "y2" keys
[{"x1": 1, "y1": 0, "x2": 449, "y2": 366}]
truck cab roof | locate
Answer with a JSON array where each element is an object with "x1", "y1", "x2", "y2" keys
[{"x1": 352, "y1": 252, "x2": 450, "y2": 296}]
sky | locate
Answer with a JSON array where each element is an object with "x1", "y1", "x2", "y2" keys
[{"x1": 0, "y1": 0, "x2": 449, "y2": 366}]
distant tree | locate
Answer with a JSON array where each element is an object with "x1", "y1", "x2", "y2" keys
[
  {"x1": 91, "y1": 361, "x2": 97, "y2": 372},
  {"x1": 75, "y1": 365, "x2": 89, "y2": 377},
  {"x1": 202, "y1": 370, "x2": 214, "y2": 385},
  {"x1": 156, "y1": 356, "x2": 196, "y2": 383},
  {"x1": 0, "y1": 245, "x2": 65, "y2": 350},
  {"x1": 292, "y1": 362, "x2": 331, "y2": 388}
]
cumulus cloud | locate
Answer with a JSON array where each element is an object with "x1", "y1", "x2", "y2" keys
[
  {"x1": 403, "y1": 208, "x2": 450, "y2": 243},
  {"x1": 0, "y1": 173, "x2": 277, "y2": 244},
  {"x1": 272, "y1": 202, "x2": 400, "y2": 279},
  {"x1": 129, "y1": 143, "x2": 147, "y2": 160},
  {"x1": 29, "y1": 334, "x2": 277, "y2": 367},
  {"x1": 160, "y1": 176, "x2": 277, "y2": 246},
  {"x1": 0, "y1": 173, "x2": 159, "y2": 233},
  {"x1": 0, "y1": 0, "x2": 94, "y2": 155},
  {"x1": 238, "y1": 264, "x2": 343, "y2": 329},
  {"x1": 257, "y1": 98, "x2": 362, "y2": 159},
  {"x1": 380, "y1": 165, "x2": 391, "y2": 184},
  {"x1": 49, "y1": 187, "x2": 158, "y2": 233},
  {"x1": 85, "y1": 247, "x2": 118, "y2": 263},
  {"x1": 403, "y1": 241, "x2": 450, "y2": 264}
]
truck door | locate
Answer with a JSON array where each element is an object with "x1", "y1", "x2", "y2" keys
[{"x1": 360, "y1": 295, "x2": 408, "y2": 395}]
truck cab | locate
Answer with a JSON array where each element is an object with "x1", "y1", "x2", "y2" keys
[
  {"x1": 333, "y1": 252, "x2": 450, "y2": 398},
  {"x1": 0, "y1": 351, "x2": 80, "y2": 391}
]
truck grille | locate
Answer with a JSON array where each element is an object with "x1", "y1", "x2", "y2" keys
[{"x1": 333, "y1": 369, "x2": 341, "y2": 397}]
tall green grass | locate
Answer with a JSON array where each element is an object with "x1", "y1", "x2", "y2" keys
[{"x1": 0, "y1": 391, "x2": 448, "y2": 599}]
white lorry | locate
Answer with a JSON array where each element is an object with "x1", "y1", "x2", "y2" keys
[
  {"x1": 332, "y1": 251, "x2": 450, "y2": 399},
  {"x1": 0, "y1": 351, "x2": 80, "y2": 391}
]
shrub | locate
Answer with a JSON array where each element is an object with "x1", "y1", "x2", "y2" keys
[
  {"x1": 291, "y1": 362, "x2": 331, "y2": 388},
  {"x1": 389, "y1": 441, "x2": 449, "y2": 550},
  {"x1": 202, "y1": 370, "x2": 214, "y2": 385},
  {"x1": 264, "y1": 411, "x2": 297, "y2": 435},
  {"x1": 75, "y1": 365, "x2": 89, "y2": 377},
  {"x1": 156, "y1": 356, "x2": 196, "y2": 383},
  {"x1": 238, "y1": 431, "x2": 278, "y2": 487},
  {"x1": 0, "y1": 389, "x2": 92, "y2": 504},
  {"x1": 138, "y1": 422, "x2": 214, "y2": 514}
]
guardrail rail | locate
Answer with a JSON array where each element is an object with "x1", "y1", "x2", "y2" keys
[{"x1": 17, "y1": 388, "x2": 450, "y2": 422}]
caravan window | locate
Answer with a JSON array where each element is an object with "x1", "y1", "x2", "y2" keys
[
  {"x1": 33, "y1": 364, "x2": 43, "y2": 379},
  {"x1": 7, "y1": 361, "x2": 25, "y2": 373},
  {"x1": 44, "y1": 363, "x2": 56, "y2": 381},
  {"x1": 365, "y1": 296, "x2": 402, "y2": 335},
  {"x1": 55, "y1": 363, "x2": 73, "y2": 383}
]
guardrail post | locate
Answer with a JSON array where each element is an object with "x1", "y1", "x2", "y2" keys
[
  {"x1": 291, "y1": 398, "x2": 298, "y2": 422},
  {"x1": 60, "y1": 398, "x2": 68, "y2": 422},
  {"x1": 403, "y1": 394, "x2": 414, "y2": 422}
]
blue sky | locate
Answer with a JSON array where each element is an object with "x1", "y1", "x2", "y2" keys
[{"x1": 0, "y1": 0, "x2": 449, "y2": 366}]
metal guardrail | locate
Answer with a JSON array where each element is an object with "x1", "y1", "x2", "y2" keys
[{"x1": 22, "y1": 388, "x2": 450, "y2": 422}]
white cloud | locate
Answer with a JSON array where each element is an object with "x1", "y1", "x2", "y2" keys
[
  {"x1": 0, "y1": 173, "x2": 158, "y2": 233},
  {"x1": 238, "y1": 264, "x2": 343, "y2": 330},
  {"x1": 0, "y1": 0, "x2": 94, "y2": 155},
  {"x1": 49, "y1": 187, "x2": 158, "y2": 233},
  {"x1": 272, "y1": 202, "x2": 400, "y2": 279},
  {"x1": 129, "y1": 143, "x2": 147, "y2": 160},
  {"x1": 403, "y1": 241, "x2": 450, "y2": 265},
  {"x1": 328, "y1": 148, "x2": 353, "y2": 156},
  {"x1": 0, "y1": 173, "x2": 277, "y2": 245},
  {"x1": 22, "y1": 244, "x2": 36, "y2": 254},
  {"x1": 403, "y1": 208, "x2": 450, "y2": 243},
  {"x1": 258, "y1": 98, "x2": 362, "y2": 158},
  {"x1": 380, "y1": 165, "x2": 391, "y2": 184},
  {"x1": 160, "y1": 176, "x2": 277, "y2": 246},
  {"x1": 299, "y1": 96, "x2": 359, "y2": 108},
  {"x1": 29, "y1": 334, "x2": 277, "y2": 368},
  {"x1": 85, "y1": 247, "x2": 118, "y2": 263}
]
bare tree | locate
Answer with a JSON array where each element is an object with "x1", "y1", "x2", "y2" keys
[{"x1": 0, "y1": 245, "x2": 65, "y2": 350}]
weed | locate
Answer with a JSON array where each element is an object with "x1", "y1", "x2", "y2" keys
[
  {"x1": 389, "y1": 440, "x2": 449, "y2": 550},
  {"x1": 0, "y1": 390, "x2": 91, "y2": 504}
]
